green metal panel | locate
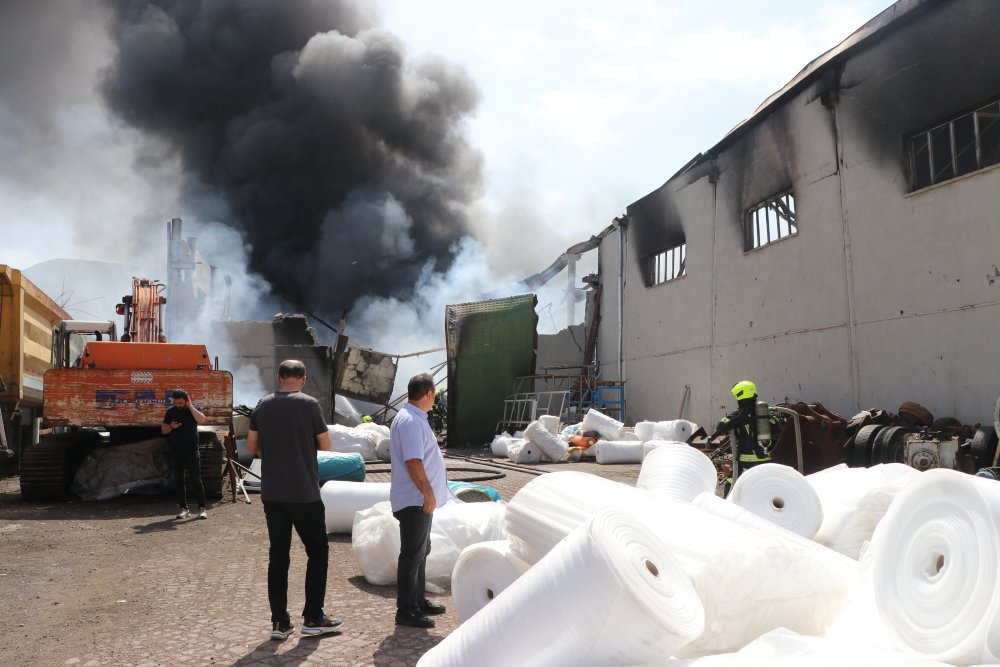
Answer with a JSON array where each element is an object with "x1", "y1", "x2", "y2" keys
[{"x1": 446, "y1": 294, "x2": 537, "y2": 448}]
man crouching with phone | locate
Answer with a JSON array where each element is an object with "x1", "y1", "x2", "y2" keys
[{"x1": 162, "y1": 389, "x2": 208, "y2": 519}]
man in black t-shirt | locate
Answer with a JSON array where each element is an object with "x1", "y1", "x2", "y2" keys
[
  {"x1": 248, "y1": 359, "x2": 343, "y2": 641},
  {"x1": 161, "y1": 389, "x2": 208, "y2": 519}
]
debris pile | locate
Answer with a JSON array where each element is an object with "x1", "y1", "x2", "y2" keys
[{"x1": 491, "y1": 409, "x2": 701, "y2": 466}]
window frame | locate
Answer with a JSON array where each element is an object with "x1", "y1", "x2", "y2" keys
[
  {"x1": 907, "y1": 96, "x2": 1000, "y2": 191},
  {"x1": 648, "y1": 242, "x2": 687, "y2": 287},
  {"x1": 744, "y1": 190, "x2": 797, "y2": 251}
]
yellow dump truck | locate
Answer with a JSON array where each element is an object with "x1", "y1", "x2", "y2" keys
[{"x1": 0, "y1": 265, "x2": 70, "y2": 462}]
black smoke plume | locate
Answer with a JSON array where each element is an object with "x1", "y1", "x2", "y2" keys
[{"x1": 102, "y1": 0, "x2": 483, "y2": 314}]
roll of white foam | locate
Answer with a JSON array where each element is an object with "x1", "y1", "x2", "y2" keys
[
  {"x1": 869, "y1": 468, "x2": 1000, "y2": 665},
  {"x1": 729, "y1": 463, "x2": 823, "y2": 538},
  {"x1": 418, "y1": 508, "x2": 704, "y2": 667},
  {"x1": 505, "y1": 472, "x2": 857, "y2": 655},
  {"x1": 594, "y1": 440, "x2": 646, "y2": 464},
  {"x1": 637, "y1": 442, "x2": 718, "y2": 502},
  {"x1": 617, "y1": 429, "x2": 642, "y2": 442},
  {"x1": 321, "y1": 480, "x2": 390, "y2": 533},
  {"x1": 506, "y1": 439, "x2": 541, "y2": 464},
  {"x1": 653, "y1": 419, "x2": 698, "y2": 442},
  {"x1": 581, "y1": 408, "x2": 623, "y2": 440},
  {"x1": 353, "y1": 500, "x2": 507, "y2": 593},
  {"x1": 374, "y1": 437, "x2": 391, "y2": 461},
  {"x1": 327, "y1": 424, "x2": 379, "y2": 460},
  {"x1": 451, "y1": 540, "x2": 531, "y2": 622},
  {"x1": 634, "y1": 420, "x2": 656, "y2": 441},
  {"x1": 807, "y1": 463, "x2": 918, "y2": 559},
  {"x1": 538, "y1": 414, "x2": 560, "y2": 435},
  {"x1": 695, "y1": 627, "x2": 956, "y2": 667},
  {"x1": 524, "y1": 420, "x2": 567, "y2": 462},
  {"x1": 490, "y1": 433, "x2": 513, "y2": 458}
]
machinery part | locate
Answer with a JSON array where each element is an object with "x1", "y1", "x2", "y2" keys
[
  {"x1": 195, "y1": 431, "x2": 226, "y2": 499},
  {"x1": 905, "y1": 438, "x2": 941, "y2": 471},
  {"x1": 849, "y1": 424, "x2": 885, "y2": 467},
  {"x1": 20, "y1": 431, "x2": 104, "y2": 500},
  {"x1": 930, "y1": 416, "x2": 962, "y2": 431},
  {"x1": 898, "y1": 402, "x2": 934, "y2": 427},
  {"x1": 970, "y1": 427, "x2": 999, "y2": 470},
  {"x1": 755, "y1": 401, "x2": 772, "y2": 446},
  {"x1": 873, "y1": 426, "x2": 921, "y2": 465}
]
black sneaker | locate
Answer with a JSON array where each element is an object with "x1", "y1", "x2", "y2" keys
[
  {"x1": 395, "y1": 609, "x2": 435, "y2": 628},
  {"x1": 420, "y1": 601, "x2": 447, "y2": 616},
  {"x1": 301, "y1": 614, "x2": 344, "y2": 636},
  {"x1": 270, "y1": 620, "x2": 294, "y2": 641}
]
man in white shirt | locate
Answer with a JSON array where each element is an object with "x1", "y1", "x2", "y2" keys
[{"x1": 389, "y1": 373, "x2": 452, "y2": 628}]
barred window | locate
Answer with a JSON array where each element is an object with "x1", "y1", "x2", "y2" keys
[
  {"x1": 650, "y1": 243, "x2": 686, "y2": 286},
  {"x1": 746, "y1": 191, "x2": 796, "y2": 250},
  {"x1": 909, "y1": 99, "x2": 1000, "y2": 191}
]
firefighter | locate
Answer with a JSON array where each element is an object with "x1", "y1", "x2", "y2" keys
[
  {"x1": 716, "y1": 380, "x2": 771, "y2": 493},
  {"x1": 362, "y1": 415, "x2": 373, "y2": 424},
  {"x1": 427, "y1": 388, "x2": 446, "y2": 435}
]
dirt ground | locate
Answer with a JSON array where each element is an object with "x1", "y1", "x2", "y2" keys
[{"x1": 0, "y1": 456, "x2": 642, "y2": 667}]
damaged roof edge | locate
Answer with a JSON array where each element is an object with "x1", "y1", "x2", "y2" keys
[{"x1": 677, "y1": 0, "x2": 942, "y2": 179}]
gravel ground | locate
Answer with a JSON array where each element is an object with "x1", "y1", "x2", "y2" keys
[{"x1": 0, "y1": 454, "x2": 641, "y2": 666}]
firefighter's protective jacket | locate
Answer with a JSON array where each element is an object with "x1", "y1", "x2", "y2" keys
[{"x1": 717, "y1": 398, "x2": 771, "y2": 463}]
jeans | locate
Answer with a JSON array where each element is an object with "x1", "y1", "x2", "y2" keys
[
  {"x1": 263, "y1": 500, "x2": 329, "y2": 622},
  {"x1": 171, "y1": 447, "x2": 205, "y2": 510},
  {"x1": 394, "y1": 506, "x2": 433, "y2": 612}
]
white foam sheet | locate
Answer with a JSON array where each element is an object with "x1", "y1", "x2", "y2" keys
[
  {"x1": 352, "y1": 500, "x2": 507, "y2": 592},
  {"x1": 327, "y1": 424, "x2": 379, "y2": 461},
  {"x1": 524, "y1": 420, "x2": 568, "y2": 462},
  {"x1": 635, "y1": 421, "x2": 657, "y2": 441},
  {"x1": 728, "y1": 463, "x2": 823, "y2": 538},
  {"x1": 637, "y1": 442, "x2": 718, "y2": 503},
  {"x1": 868, "y1": 469, "x2": 1000, "y2": 665},
  {"x1": 581, "y1": 408, "x2": 623, "y2": 440},
  {"x1": 653, "y1": 419, "x2": 698, "y2": 442},
  {"x1": 321, "y1": 481, "x2": 390, "y2": 533},
  {"x1": 538, "y1": 414, "x2": 560, "y2": 435},
  {"x1": 451, "y1": 540, "x2": 530, "y2": 622},
  {"x1": 358, "y1": 422, "x2": 391, "y2": 439},
  {"x1": 418, "y1": 508, "x2": 705, "y2": 667},
  {"x1": 594, "y1": 440, "x2": 646, "y2": 464},
  {"x1": 632, "y1": 628, "x2": 957, "y2": 667},
  {"x1": 506, "y1": 439, "x2": 540, "y2": 464},
  {"x1": 807, "y1": 463, "x2": 918, "y2": 559},
  {"x1": 505, "y1": 472, "x2": 859, "y2": 655},
  {"x1": 374, "y1": 437, "x2": 392, "y2": 461}
]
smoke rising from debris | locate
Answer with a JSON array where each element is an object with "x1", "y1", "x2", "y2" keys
[{"x1": 102, "y1": 0, "x2": 483, "y2": 316}]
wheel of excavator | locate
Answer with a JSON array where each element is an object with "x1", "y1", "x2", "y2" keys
[
  {"x1": 971, "y1": 426, "x2": 999, "y2": 470},
  {"x1": 20, "y1": 430, "x2": 105, "y2": 501},
  {"x1": 850, "y1": 424, "x2": 885, "y2": 467},
  {"x1": 874, "y1": 426, "x2": 920, "y2": 465}
]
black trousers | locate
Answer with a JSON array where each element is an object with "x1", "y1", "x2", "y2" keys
[
  {"x1": 263, "y1": 500, "x2": 329, "y2": 623},
  {"x1": 171, "y1": 447, "x2": 205, "y2": 510},
  {"x1": 394, "y1": 506, "x2": 433, "y2": 612}
]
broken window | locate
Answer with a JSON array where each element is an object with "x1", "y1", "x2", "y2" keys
[
  {"x1": 908, "y1": 99, "x2": 1000, "y2": 191},
  {"x1": 649, "y1": 243, "x2": 686, "y2": 286},
  {"x1": 745, "y1": 191, "x2": 797, "y2": 251}
]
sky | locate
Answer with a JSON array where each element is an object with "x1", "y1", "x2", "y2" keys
[
  {"x1": 376, "y1": 0, "x2": 898, "y2": 272},
  {"x1": 1, "y1": 0, "x2": 897, "y2": 353}
]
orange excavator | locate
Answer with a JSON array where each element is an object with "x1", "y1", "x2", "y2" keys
[{"x1": 20, "y1": 278, "x2": 235, "y2": 501}]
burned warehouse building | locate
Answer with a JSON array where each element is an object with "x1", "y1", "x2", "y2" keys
[{"x1": 595, "y1": 0, "x2": 1000, "y2": 429}]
